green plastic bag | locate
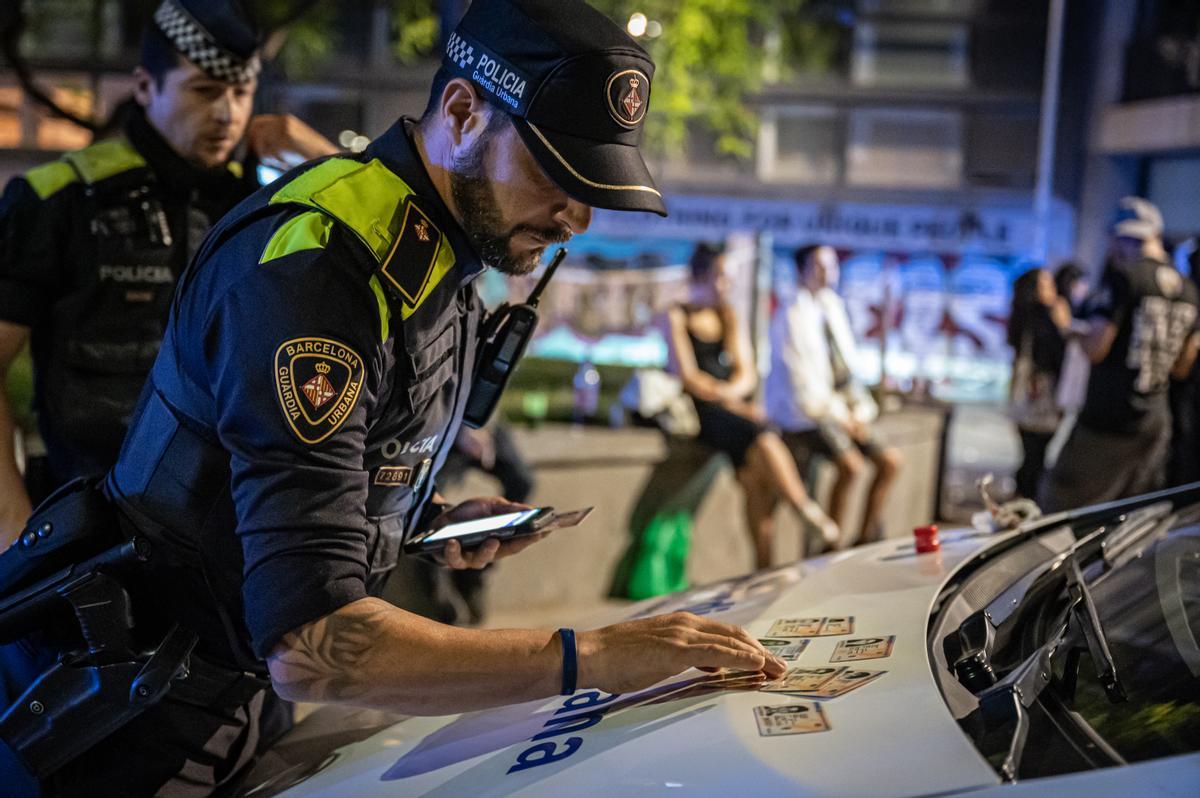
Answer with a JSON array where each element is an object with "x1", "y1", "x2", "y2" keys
[{"x1": 609, "y1": 442, "x2": 725, "y2": 600}]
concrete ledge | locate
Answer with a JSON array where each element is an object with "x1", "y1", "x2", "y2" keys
[{"x1": 439, "y1": 408, "x2": 945, "y2": 614}]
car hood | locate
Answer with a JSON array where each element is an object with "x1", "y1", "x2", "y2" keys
[{"x1": 254, "y1": 528, "x2": 1009, "y2": 797}]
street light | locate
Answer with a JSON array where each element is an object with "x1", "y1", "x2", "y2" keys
[{"x1": 627, "y1": 12, "x2": 647, "y2": 38}]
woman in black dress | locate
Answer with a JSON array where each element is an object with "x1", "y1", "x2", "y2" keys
[{"x1": 666, "y1": 243, "x2": 839, "y2": 569}]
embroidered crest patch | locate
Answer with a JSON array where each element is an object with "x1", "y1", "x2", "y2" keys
[
  {"x1": 274, "y1": 337, "x2": 365, "y2": 444},
  {"x1": 379, "y1": 198, "x2": 444, "y2": 310},
  {"x1": 606, "y1": 68, "x2": 650, "y2": 128}
]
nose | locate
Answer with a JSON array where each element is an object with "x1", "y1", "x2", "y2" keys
[
  {"x1": 212, "y1": 90, "x2": 234, "y2": 125},
  {"x1": 557, "y1": 197, "x2": 592, "y2": 235}
]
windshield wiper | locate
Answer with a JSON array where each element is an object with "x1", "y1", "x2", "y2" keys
[
  {"x1": 1062, "y1": 552, "x2": 1126, "y2": 703},
  {"x1": 965, "y1": 519, "x2": 1150, "y2": 779},
  {"x1": 954, "y1": 503, "x2": 1169, "y2": 698}
]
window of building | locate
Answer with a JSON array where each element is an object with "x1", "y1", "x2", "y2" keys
[
  {"x1": 757, "y1": 106, "x2": 841, "y2": 185},
  {"x1": 845, "y1": 108, "x2": 962, "y2": 187},
  {"x1": 851, "y1": 21, "x2": 970, "y2": 88}
]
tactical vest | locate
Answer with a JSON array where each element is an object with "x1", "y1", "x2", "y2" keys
[
  {"x1": 110, "y1": 155, "x2": 482, "y2": 669},
  {"x1": 24, "y1": 138, "x2": 216, "y2": 485}
]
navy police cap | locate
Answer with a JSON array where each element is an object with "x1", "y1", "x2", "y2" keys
[
  {"x1": 445, "y1": 0, "x2": 667, "y2": 216},
  {"x1": 153, "y1": 0, "x2": 262, "y2": 85}
]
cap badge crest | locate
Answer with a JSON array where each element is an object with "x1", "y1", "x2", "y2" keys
[{"x1": 606, "y1": 69, "x2": 650, "y2": 128}]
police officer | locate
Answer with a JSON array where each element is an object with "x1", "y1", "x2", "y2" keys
[
  {"x1": 0, "y1": 0, "x2": 337, "y2": 545},
  {"x1": 0, "y1": 1, "x2": 783, "y2": 794}
]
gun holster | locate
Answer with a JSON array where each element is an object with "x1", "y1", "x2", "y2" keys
[{"x1": 0, "y1": 478, "x2": 202, "y2": 780}]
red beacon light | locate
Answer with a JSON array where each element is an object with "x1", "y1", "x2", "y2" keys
[{"x1": 913, "y1": 524, "x2": 940, "y2": 554}]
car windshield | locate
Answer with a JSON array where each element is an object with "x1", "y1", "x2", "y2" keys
[
  {"x1": 1069, "y1": 519, "x2": 1200, "y2": 761},
  {"x1": 937, "y1": 496, "x2": 1200, "y2": 779}
]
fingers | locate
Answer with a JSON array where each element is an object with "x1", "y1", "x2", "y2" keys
[
  {"x1": 683, "y1": 640, "x2": 769, "y2": 673},
  {"x1": 665, "y1": 614, "x2": 786, "y2": 676},
  {"x1": 678, "y1": 614, "x2": 767, "y2": 655},
  {"x1": 441, "y1": 539, "x2": 467, "y2": 569},
  {"x1": 495, "y1": 532, "x2": 547, "y2": 559},
  {"x1": 441, "y1": 538, "x2": 499, "y2": 569}
]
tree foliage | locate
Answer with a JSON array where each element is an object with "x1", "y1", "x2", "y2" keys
[{"x1": 587, "y1": 0, "x2": 844, "y2": 162}]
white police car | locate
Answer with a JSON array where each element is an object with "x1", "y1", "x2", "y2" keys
[{"x1": 242, "y1": 485, "x2": 1200, "y2": 797}]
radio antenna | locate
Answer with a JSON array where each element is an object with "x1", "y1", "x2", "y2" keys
[{"x1": 526, "y1": 248, "x2": 567, "y2": 308}]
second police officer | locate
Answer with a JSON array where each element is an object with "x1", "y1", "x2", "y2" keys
[
  {"x1": 0, "y1": 0, "x2": 337, "y2": 547},
  {"x1": 0, "y1": 1, "x2": 784, "y2": 794}
]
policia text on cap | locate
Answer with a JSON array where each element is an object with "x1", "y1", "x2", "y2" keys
[{"x1": 0, "y1": 1, "x2": 784, "y2": 794}]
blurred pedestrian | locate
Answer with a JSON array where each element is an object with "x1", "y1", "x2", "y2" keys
[
  {"x1": 1006, "y1": 268, "x2": 1073, "y2": 499},
  {"x1": 666, "y1": 243, "x2": 838, "y2": 569},
  {"x1": 1168, "y1": 243, "x2": 1200, "y2": 486},
  {"x1": 1055, "y1": 262, "x2": 1088, "y2": 312},
  {"x1": 1041, "y1": 198, "x2": 1200, "y2": 510},
  {"x1": 766, "y1": 244, "x2": 903, "y2": 546}
]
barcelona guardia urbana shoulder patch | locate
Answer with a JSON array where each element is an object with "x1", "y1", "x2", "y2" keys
[{"x1": 274, "y1": 337, "x2": 365, "y2": 444}]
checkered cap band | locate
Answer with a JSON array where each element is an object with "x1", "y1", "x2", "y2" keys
[
  {"x1": 154, "y1": 0, "x2": 261, "y2": 85},
  {"x1": 445, "y1": 32, "x2": 476, "y2": 70}
]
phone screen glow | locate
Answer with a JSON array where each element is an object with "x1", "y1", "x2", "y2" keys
[{"x1": 422, "y1": 509, "x2": 540, "y2": 543}]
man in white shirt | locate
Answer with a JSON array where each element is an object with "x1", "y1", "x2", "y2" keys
[{"x1": 766, "y1": 244, "x2": 902, "y2": 545}]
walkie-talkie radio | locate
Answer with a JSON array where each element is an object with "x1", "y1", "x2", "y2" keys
[{"x1": 463, "y1": 248, "x2": 567, "y2": 429}]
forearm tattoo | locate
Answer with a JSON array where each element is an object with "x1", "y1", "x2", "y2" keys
[{"x1": 269, "y1": 601, "x2": 391, "y2": 702}]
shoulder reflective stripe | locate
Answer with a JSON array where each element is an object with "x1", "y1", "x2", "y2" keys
[
  {"x1": 269, "y1": 157, "x2": 458, "y2": 318},
  {"x1": 369, "y1": 275, "x2": 391, "y2": 343},
  {"x1": 62, "y1": 137, "x2": 147, "y2": 185},
  {"x1": 259, "y1": 211, "x2": 334, "y2": 265},
  {"x1": 270, "y1": 158, "x2": 363, "y2": 207},
  {"x1": 269, "y1": 158, "x2": 416, "y2": 263},
  {"x1": 24, "y1": 161, "x2": 78, "y2": 200}
]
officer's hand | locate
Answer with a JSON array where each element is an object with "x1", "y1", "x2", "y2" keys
[
  {"x1": 431, "y1": 496, "x2": 543, "y2": 570},
  {"x1": 245, "y1": 114, "x2": 338, "y2": 171},
  {"x1": 577, "y1": 612, "x2": 786, "y2": 695}
]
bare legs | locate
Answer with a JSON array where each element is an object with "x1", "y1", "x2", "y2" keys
[
  {"x1": 829, "y1": 446, "x2": 902, "y2": 545},
  {"x1": 738, "y1": 431, "x2": 840, "y2": 568},
  {"x1": 738, "y1": 473, "x2": 779, "y2": 570},
  {"x1": 858, "y1": 446, "x2": 901, "y2": 544}
]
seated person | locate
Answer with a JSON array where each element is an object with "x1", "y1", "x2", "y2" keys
[
  {"x1": 766, "y1": 244, "x2": 902, "y2": 546},
  {"x1": 666, "y1": 243, "x2": 839, "y2": 569}
]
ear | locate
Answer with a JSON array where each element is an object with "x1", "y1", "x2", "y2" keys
[
  {"x1": 439, "y1": 77, "x2": 491, "y2": 147},
  {"x1": 132, "y1": 66, "x2": 155, "y2": 109}
]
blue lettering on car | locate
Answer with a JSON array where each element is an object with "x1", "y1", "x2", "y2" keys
[{"x1": 507, "y1": 690, "x2": 619, "y2": 774}]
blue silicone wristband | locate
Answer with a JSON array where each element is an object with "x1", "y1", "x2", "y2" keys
[{"x1": 559, "y1": 628, "x2": 577, "y2": 695}]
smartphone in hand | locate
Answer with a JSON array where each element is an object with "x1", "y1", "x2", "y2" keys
[{"x1": 403, "y1": 506, "x2": 593, "y2": 555}]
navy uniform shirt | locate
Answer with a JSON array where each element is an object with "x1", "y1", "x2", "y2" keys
[
  {"x1": 108, "y1": 119, "x2": 484, "y2": 669},
  {"x1": 0, "y1": 107, "x2": 254, "y2": 489}
]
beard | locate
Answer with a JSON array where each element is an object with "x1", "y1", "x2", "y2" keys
[{"x1": 450, "y1": 134, "x2": 572, "y2": 276}]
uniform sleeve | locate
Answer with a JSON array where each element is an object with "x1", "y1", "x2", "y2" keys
[
  {"x1": 203, "y1": 245, "x2": 385, "y2": 660},
  {"x1": 0, "y1": 177, "x2": 63, "y2": 327}
]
